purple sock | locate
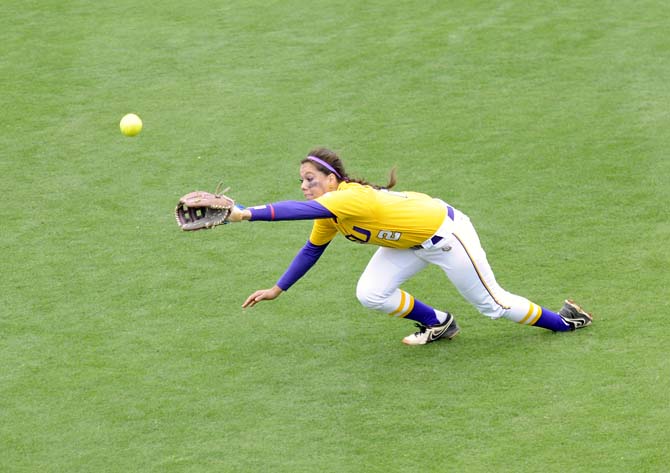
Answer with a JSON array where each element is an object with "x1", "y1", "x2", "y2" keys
[
  {"x1": 404, "y1": 298, "x2": 441, "y2": 326},
  {"x1": 534, "y1": 308, "x2": 571, "y2": 332}
]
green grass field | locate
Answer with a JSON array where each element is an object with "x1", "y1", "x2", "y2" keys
[{"x1": 2, "y1": 1, "x2": 669, "y2": 471}]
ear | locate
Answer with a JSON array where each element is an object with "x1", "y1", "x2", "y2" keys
[{"x1": 327, "y1": 173, "x2": 339, "y2": 190}]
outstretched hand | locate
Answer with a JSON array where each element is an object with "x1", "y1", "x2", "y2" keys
[
  {"x1": 242, "y1": 285, "x2": 284, "y2": 309},
  {"x1": 227, "y1": 205, "x2": 251, "y2": 223}
]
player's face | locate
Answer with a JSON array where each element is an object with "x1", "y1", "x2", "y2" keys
[{"x1": 300, "y1": 162, "x2": 338, "y2": 200}]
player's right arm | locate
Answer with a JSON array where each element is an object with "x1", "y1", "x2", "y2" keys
[
  {"x1": 234, "y1": 200, "x2": 338, "y2": 308},
  {"x1": 241, "y1": 238, "x2": 331, "y2": 308}
]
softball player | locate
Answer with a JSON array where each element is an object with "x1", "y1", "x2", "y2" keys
[{"x1": 231, "y1": 148, "x2": 592, "y2": 345}]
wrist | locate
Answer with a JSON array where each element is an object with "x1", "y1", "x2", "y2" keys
[{"x1": 229, "y1": 207, "x2": 251, "y2": 222}]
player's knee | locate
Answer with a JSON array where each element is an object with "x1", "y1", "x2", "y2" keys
[
  {"x1": 470, "y1": 298, "x2": 505, "y2": 319},
  {"x1": 356, "y1": 283, "x2": 387, "y2": 310},
  {"x1": 474, "y1": 301, "x2": 508, "y2": 319},
  {"x1": 481, "y1": 306, "x2": 506, "y2": 319}
]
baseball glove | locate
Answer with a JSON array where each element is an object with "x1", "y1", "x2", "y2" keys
[{"x1": 175, "y1": 184, "x2": 235, "y2": 231}]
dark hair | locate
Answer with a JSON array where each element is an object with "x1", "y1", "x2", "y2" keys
[{"x1": 302, "y1": 147, "x2": 397, "y2": 190}]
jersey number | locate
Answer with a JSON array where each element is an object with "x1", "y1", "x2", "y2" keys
[
  {"x1": 345, "y1": 227, "x2": 402, "y2": 243},
  {"x1": 377, "y1": 230, "x2": 401, "y2": 241},
  {"x1": 345, "y1": 226, "x2": 371, "y2": 243}
]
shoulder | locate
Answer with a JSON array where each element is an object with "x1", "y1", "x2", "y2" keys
[
  {"x1": 335, "y1": 181, "x2": 368, "y2": 194},
  {"x1": 316, "y1": 182, "x2": 376, "y2": 216},
  {"x1": 319, "y1": 181, "x2": 369, "y2": 201}
]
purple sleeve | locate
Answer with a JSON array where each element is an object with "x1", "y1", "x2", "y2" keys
[
  {"x1": 276, "y1": 240, "x2": 329, "y2": 291},
  {"x1": 248, "y1": 200, "x2": 335, "y2": 221}
]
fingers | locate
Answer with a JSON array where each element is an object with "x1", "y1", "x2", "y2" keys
[
  {"x1": 241, "y1": 295, "x2": 255, "y2": 308},
  {"x1": 242, "y1": 290, "x2": 265, "y2": 309},
  {"x1": 242, "y1": 286, "x2": 282, "y2": 309}
]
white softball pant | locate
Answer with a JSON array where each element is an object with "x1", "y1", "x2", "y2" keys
[{"x1": 356, "y1": 207, "x2": 541, "y2": 324}]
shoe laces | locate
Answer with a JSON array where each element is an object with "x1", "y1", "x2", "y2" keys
[{"x1": 412, "y1": 323, "x2": 428, "y2": 335}]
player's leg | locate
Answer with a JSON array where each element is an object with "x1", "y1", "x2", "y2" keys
[
  {"x1": 356, "y1": 247, "x2": 455, "y2": 330},
  {"x1": 421, "y1": 215, "x2": 585, "y2": 331}
]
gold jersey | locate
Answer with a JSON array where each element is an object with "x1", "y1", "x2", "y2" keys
[{"x1": 310, "y1": 181, "x2": 446, "y2": 248}]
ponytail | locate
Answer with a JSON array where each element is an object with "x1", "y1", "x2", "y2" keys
[{"x1": 303, "y1": 148, "x2": 397, "y2": 190}]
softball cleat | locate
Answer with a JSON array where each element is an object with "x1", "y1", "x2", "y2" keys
[
  {"x1": 558, "y1": 299, "x2": 593, "y2": 330},
  {"x1": 402, "y1": 312, "x2": 460, "y2": 345}
]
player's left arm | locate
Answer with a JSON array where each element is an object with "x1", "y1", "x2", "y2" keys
[{"x1": 228, "y1": 201, "x2": 334, "y2": 222}]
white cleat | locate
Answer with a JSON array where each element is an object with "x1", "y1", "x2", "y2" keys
[{"x1": 402, "y1": 312, "x2": 460, "y2": 345}]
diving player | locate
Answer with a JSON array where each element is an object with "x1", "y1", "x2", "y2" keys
[{"x1": 229, "y1": 148, "x2": 592, "y2": 345}]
